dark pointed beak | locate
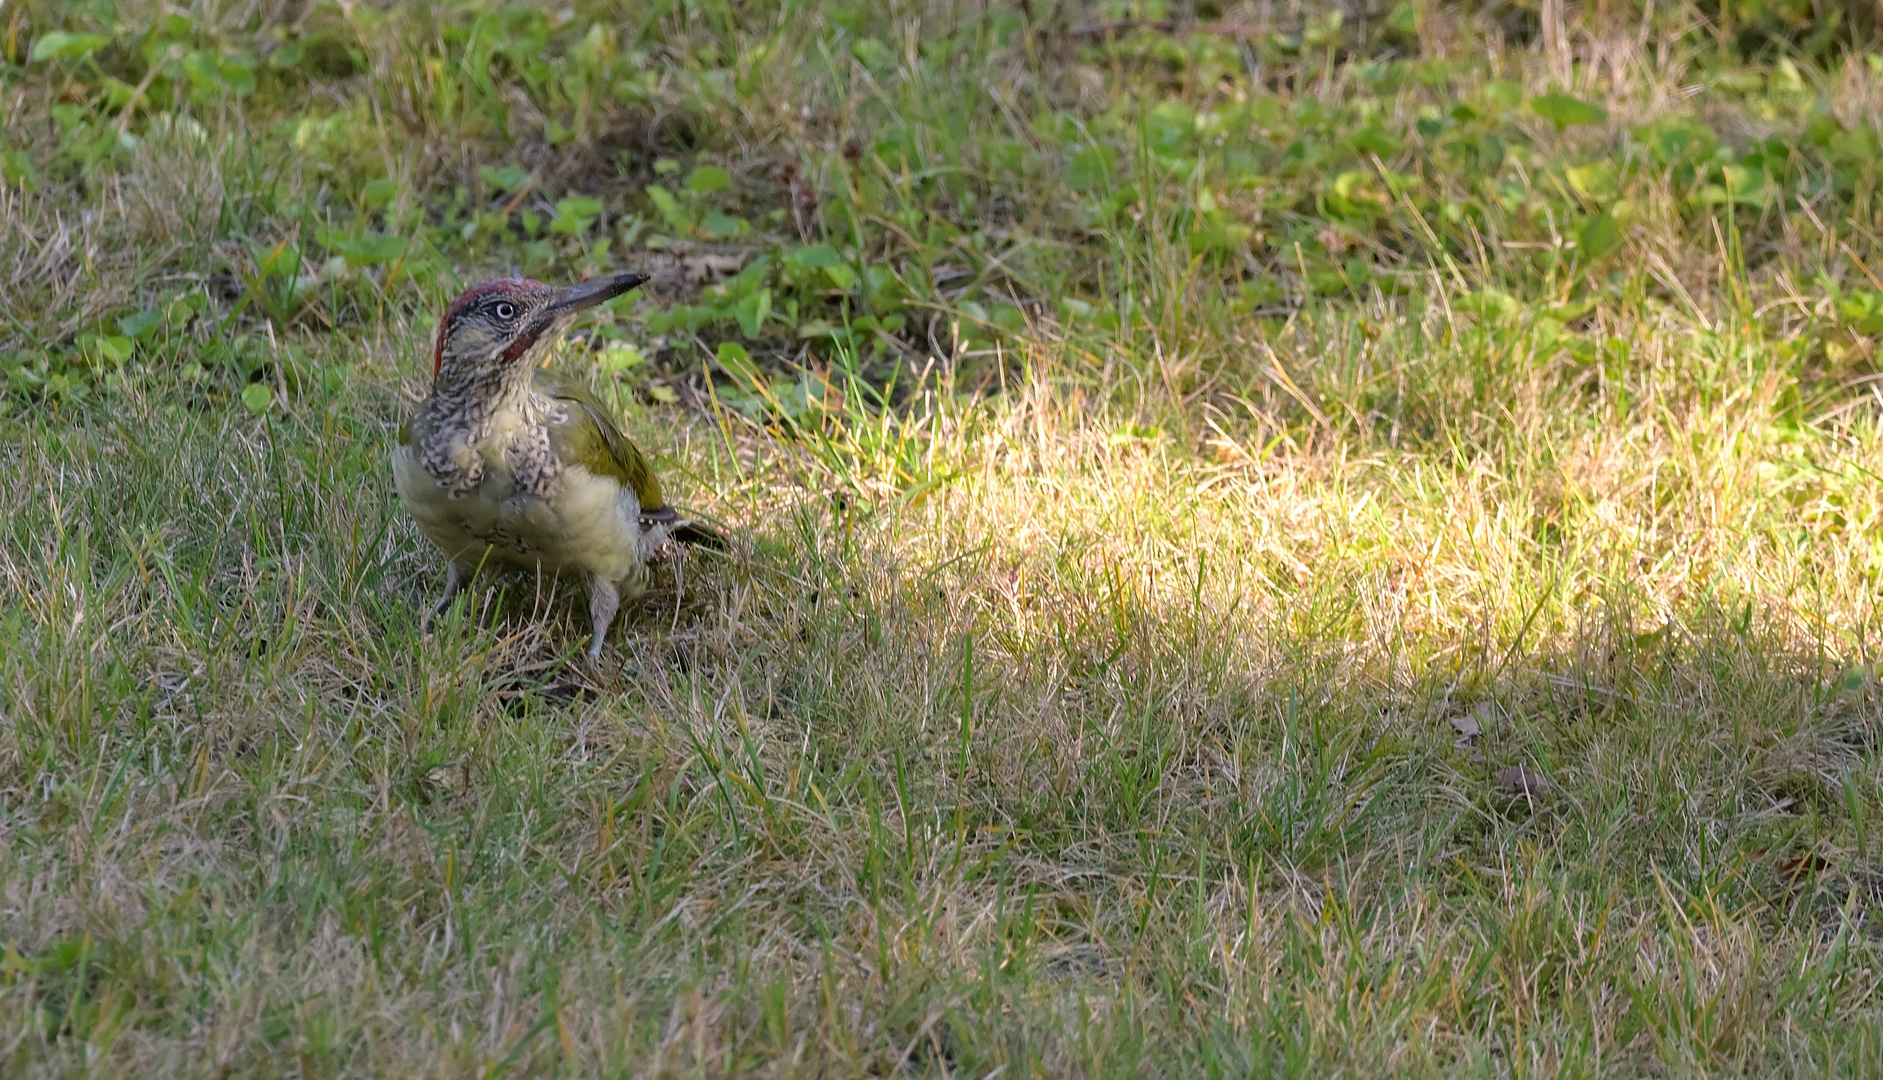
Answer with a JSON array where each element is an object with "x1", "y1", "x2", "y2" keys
[{"x1": 549, "y1": 272, "x2": 651, "y2": 314}]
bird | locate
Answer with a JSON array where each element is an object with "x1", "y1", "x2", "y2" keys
[{"x1": 392, "y1": 272, "x2": 722, "y2": 662}]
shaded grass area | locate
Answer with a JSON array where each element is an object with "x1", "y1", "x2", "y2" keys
[{"x1": 5, "y1": 1, "x2": 1883, "y2": 1076}]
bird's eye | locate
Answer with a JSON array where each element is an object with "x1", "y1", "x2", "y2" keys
[{"x1": 493, "y1": 301, "x2": 517, "y2": 320}]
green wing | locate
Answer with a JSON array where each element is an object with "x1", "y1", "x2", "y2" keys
[
  {"x1": 534, "y1": 369, "x2": 668, "y2": 512},
  {"x1": 399, "y1": 407, "x2": 433, "y2": 450}
]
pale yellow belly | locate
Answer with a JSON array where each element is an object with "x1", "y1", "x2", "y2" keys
[{"x1": 392, "y1": 447, "x2": 647, "y2": 585}]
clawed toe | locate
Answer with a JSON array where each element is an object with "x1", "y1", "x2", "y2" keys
[{"x1": 422, "y1": 564, "x2": 466, "y2": 634}]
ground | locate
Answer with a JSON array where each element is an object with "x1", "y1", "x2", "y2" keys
[{"x1": 4, "y1": 1, "x2": 1883, "y2": 1076}]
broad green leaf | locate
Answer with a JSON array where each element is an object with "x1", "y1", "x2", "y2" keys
[
  {"x1": 1482, "y1": 80, "x2": 1524, "y2": 110},
  {"x1": 1190, "y1": 212, "x2": 1253, "y2": 254},
  {"x1": 1387, "y1": 0, "x2": 1418, "y2": 34},
  {"x1": 863, "y1": 265, "x2": 905, "y2": 310},
  {"x1": 362, "y1": 178, "x2": 399, "y2": 209},
  {"x1": 715, "y1": 342, "x2": 762, "y2": 389},
  {"x1": 550, "y1": 195, "x2": 604, "y2": 234},
  {"x1": 785, "y1": 243, "x2": 843, "y2": 270},
  {"x1": 249, "y1": 239, "x2": 300, "y2": 277},
  {"x1": 1529, "y1": 93, "x2": 1607, "y2": 130},
  {"x1": 31, "y1": 32, "x2": 110, "y2": 63},
  {"x1": 1723, "y1": 163, "x2": 1764, "y2": 196},
  {"x1": 1830, "y1": 128, "x2": 1877, "y2": 162},
  {"x1": 1647, "y1": 118, "x2": 1716, "y2": 164},
  {"x1": 1457, "y1": 288, "x2": 1520, "y2": 320},
  {"x1": 119, "y1": 310, "x2": 163, "y2": 340},
  {"x1": 1565, "y1": 161, "x2": 1616, "y2": 200},
  {"x1": 684, "y1": 165, "x2": 732, "y2": 194},
  {"x1": 99, "y1": 336, "x2": 134, "y2": 364},
  {"x1": 645, "y1": 185, "x2": 693, "y2": 233},
  {"x1": 479, "y1": 164, "x2": 531, "y2": 193},
  {"x1": 1577, "y1": 213, "x2": 1623, "y2": 260},
  {"x1": 557, "y1": 195, "x2": 604, "y2": 219},
  {"x1": 700, "y1": 211, "x2": 745, "y2": 239},
  {"x1": 874, "y1": 126, "x2": 922, "y2": 170},
  {"x1": 1326, "y1": 169, "x2": 1385, "y2": 219},
  {"x1": 1349, "y1": 124, "x2": 1402, "y2": 157},
  {"x1": 181, "y1": 51, "x2": 221, "y2": 91},
  {"x1": 168, "y1": 292, "x2": 208, "y2": 319},
  {"x1": 1838, "y1": 290, "x2": 1883, "y2": 334},
  {"x1": 1804, "y1": 112, "x2": 1842, "y2": 147},
  {"x1": 1147, "y1": 101, "x2": 1195, "y2": 155},
  {"x1": 1696, "y1": 164, "x2": 1768, "y2": 206},
  {"x1": 218, "y1": 59, "x2": 257, "y2": 95},
  {"x1": 105, "y1": 76, "x2": 141, "y2": 107},
  {"x1": 241, "y1": 382, "x2": 274, "y2": 414},
  {"x1": 599, "y1": 342, "x2": 646, "y2": 371},
  {"x1": 1540, "y1": 298, "x2": 1598, "y2": 322},
  {"x1": 1332, "y1": 170, "x2": 1373, "y2": 201},
  {"x1": 1, "y1": 149, "x2": 39, "y2": 191},
  {"x1": 850, "y1": 37, "x2": 894, "y2": 73},
  {"x1": 736, "y1": 289, "x2": 771, "y2": 337}
]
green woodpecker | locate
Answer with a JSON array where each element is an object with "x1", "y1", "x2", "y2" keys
[{"x1": 393, "y1": 272, "x2": 719, "y2": 662}]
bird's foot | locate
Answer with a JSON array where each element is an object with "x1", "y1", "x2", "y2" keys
[
  {"x1": 637, "y1": 521, "x2": 676, "y2": 562},
  {"x1": 421, "y1": 564, "x2": 466, "y2": 634},
  {"x1": 584, "y1": 574, "x2": 621, "y2": 667}
]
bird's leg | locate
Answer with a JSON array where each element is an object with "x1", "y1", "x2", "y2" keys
[
  {"x1": 584, "y1": 573, "x2": 620, "y2": 664},
  {"x1": 637, "y1": 519, "x2": 674, "y2": 563},
  {"x1": 422, "y1": 562, "x2": 466, "y2": 633}
]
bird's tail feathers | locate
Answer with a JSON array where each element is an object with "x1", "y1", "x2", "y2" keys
[
  {"x1": 672, "y1": 521, "x2": 729, "y2": 551},
  {"x1": 640, "y1": 505, "x2": 729, "y2": 552}
]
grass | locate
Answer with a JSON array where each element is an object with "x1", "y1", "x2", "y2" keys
[{"x1": 6, "y1": 0, "x2": 1883, "y2": 1075}]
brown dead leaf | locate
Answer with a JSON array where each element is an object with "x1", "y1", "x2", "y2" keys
[
  {"x1": 638, "y1": 250, "x2": 751, "y2": 289},
  {"x1": 1495, "y1": 765, "x2": 1548, "y2": 796},
  {"x1": 1776, "y1": 852, "x2": 1832, "y2": 880},
  {"x1": 1451, "y1": 701, "x2": 1493, "y2": 741},
  {"x1": 678, "y1": 252, "x2": 748, "y2": 283}
]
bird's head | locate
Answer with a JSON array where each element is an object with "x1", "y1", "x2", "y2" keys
[{"x1": 431, "y1": 272, "x2": 650, "y2": 385}]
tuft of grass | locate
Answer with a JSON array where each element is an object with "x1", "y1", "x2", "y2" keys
[{"x1": 5, "y1": 1, "x2": 1883, "y2": 1076}]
